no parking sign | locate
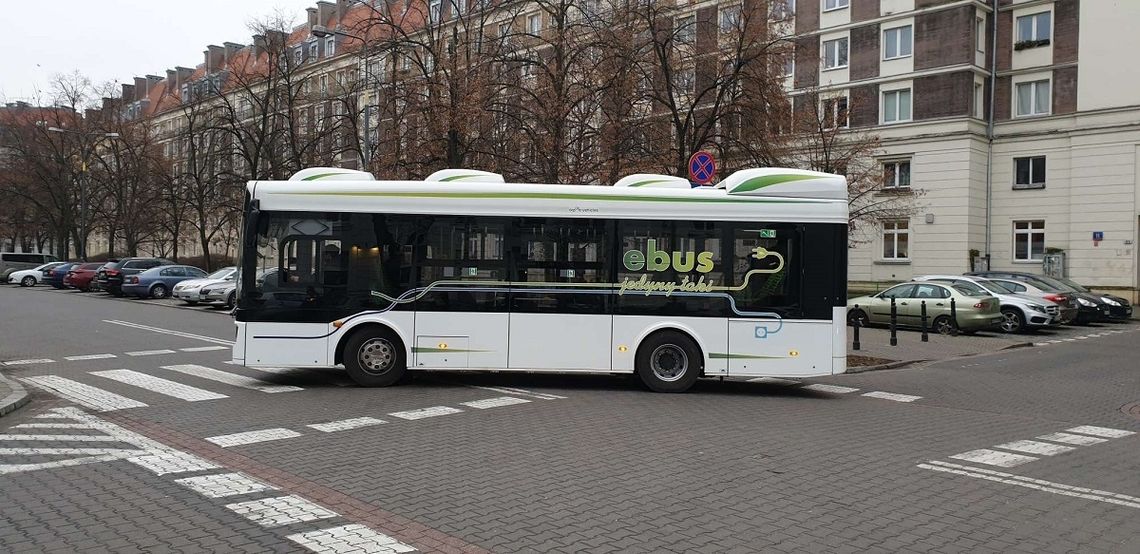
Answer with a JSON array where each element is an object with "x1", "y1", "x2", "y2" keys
[{"x1": 688, "y1": 151, "x2": 716, "y2": 185}]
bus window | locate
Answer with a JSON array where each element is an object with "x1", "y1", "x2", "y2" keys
[
  {"x1": 249, "y1": 214, "x2": 346, "y2": 310},
  {"x1": 615, "y1": 220, "x2": 726, "y2": 317},
  {"x1": 731, "y1": 225, "x2": 799, "y2": 317},
  {"x1": 512, "y1": 218, "x2": 609, "y2": 313},
  {"x1": 415, "y1": 216, "x2": 507, "y2": 312}
]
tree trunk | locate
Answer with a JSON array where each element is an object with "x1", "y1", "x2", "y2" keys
[{"x1": 198, "y1": 224, "x2": 212, "y2": 271}]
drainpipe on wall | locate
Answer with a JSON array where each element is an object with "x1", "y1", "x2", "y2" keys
[{"x1": 984, "y1": 0, "x2": 999, "y2": 270}]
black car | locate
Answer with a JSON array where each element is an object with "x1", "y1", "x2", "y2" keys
[
  {"x1": 967, "y1": 271, "x2": 1113, "y2": 324},
  {"x1": 96, "y1": 257, "x2": 176, "y2": 296},
  {"x1": 1050, "y1": 276, "x2": 1133, "y2": 320}
]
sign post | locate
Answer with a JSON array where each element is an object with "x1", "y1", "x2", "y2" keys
[{"x1": 688, "y1": 151, "x2": 716, "y2": 186}]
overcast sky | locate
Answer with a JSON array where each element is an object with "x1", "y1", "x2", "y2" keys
[{"x1": 0, "y1": 0, "x2": 318, "y2": 104}]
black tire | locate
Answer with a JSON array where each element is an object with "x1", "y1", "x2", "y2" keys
[
  {"x1": 20, "y1": 276, "x2": 35, "y2": 287},
  {"x1": 225, "y1": 291, "x2": 236, "y2": 309},
  {"x1": 932, "y1": 315, "x2": 954, "y2": 335},
  {"x1": 184, "y1": 300, "x2": 198, "y2": 306},
  {"x1": 635, "y1": 330, "x2": 701, "y2": 393},
  {"x1": 343, "y1": 327, "x2": 407, "y2": 387},
  {"x1": 150, "y1": 284, "x2": 169, "y2": 299},
  {"x1": 847, "y1": 309, "x2": 869, "y2": 327},
  {"x1": 999, "y1": 308, "x2": 1024, "y2": 333}
]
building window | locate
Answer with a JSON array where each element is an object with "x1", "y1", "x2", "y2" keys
[
  {"x1": 1015, "y1": 80, "x2": 1050, "y2": 117},
  {"x1": 976, "y1": 17, "x2": 986, "y2": 53},
  {"x1": 675, "y1": 68, "x2": 696, "y2": 97},
  {"x1": 882, "y1": 88, "x2": 912, "y2": 123},
  {"x1": 771, "y1": 0, "x2": 794, "y2": 21},
  {"x1": 882, "y1": 220, "x2": 909, "y2": 260},
  {"x1": 974, "y1": 82, "x2": 984, "y2": 118},
  {"x1": 319, "y1": 74, "x2": 329, "y2": 94},
  {"x1": 452, "y1": 0, "x2": 465, "y2": 16},
  {"x1": 498, "y1": 22, "x2": 511, "y2": 38},
  {"x1": 1016, "y1": 12, "x2": 1051, "y2": 46},
  {"x1": 676, "y1": 15, "x2": 696, "y2": 45},
  {"x1": 1014, "y1": 156, "x2": 1046, "y2": 189},
  {"x1": 1013, "y1": 220, "x2": 1045, "y2": 261},
  {"x1": 824, "y1": 0, "x2": 849, "y2": 11},
  {"x1": 883, "y1": 160, "x2": 911, "y2": 190},
  {"x1": 527, "y1": 13, "x2": 541, "y2": 34},
  {"x1": 883, "y1": 25, "x2": 912, "y2": 60},
  {"x1": 325, "y1": 37, "x2": 335, "y2": 58},
  {"x1": 823, "y1": 96, "x2": 848, "y2": 129},
  {"x1": 294, "y1": 47, "x2": 303, "y2": 65},
  {"x1": 720, "y1": 5, "x2": 741, "y2": 33},
  {"x1": 429, "y1": 0, "x2": 441, "y2": 23},
  {"x1": 822, "y1": 37, "x2": 848, "y2": 69},
  {"x1": 309, "y1": 41, "x2": 318, "y2": 59},
  {"x1": 782, "y1": 52, "x2": 794, "y2": 77}
]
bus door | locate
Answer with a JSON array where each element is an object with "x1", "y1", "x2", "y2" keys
[
  {"x1": 410, "y1": 217, "x2": 509, "y2": 370},
  {"x1": 507, "y1": 219, "x2": 612, "y2": 371}
]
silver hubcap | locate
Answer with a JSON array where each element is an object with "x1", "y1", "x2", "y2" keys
[
  {"x1": 650, "y1": 344, "x2": 688, "y2": 382},
  {"x1": 153, "y1": 286, "x2": 166, "y2": 298},
  {"x1": 1001, "y1": 312, "x2": 1019, "y2": 332},
  {"x1": 936, "y1": 319, "x2": 952, "y2": 335},
  {"x1": 22, "y1": 277, "x2": 33, "y2": 286},
  {"x1": 358, "y1": 337, "x2": 395, "y2": 375}
]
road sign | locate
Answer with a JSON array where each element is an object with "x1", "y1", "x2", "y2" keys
[{"x1": 688, "y1": 151, "x2": 716, "y2": 185}]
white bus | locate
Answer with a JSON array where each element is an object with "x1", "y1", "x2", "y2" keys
[{"x1": 233, "y1": 167, "x2": 849, "y2": 392}]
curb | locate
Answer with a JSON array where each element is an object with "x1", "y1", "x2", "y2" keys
[
  {"x1": 0, "y1": 372, "x2": 30, "y2": 418},
  {"x1": 847, "y1": 359, "x2": 921, "y2": 373}
]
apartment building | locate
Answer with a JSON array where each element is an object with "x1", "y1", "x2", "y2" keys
[{"x1": 786, "y1": 0, "x2": 1140, "y2": 299}]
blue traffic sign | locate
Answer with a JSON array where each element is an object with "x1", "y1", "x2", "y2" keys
[{"x1": 688, "y1": 151, "x2": 716, "y2": 185}]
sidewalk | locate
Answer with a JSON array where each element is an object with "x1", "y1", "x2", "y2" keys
[
  {"x1": 846, "y1": 326, "x2": 1031, "y2": 370},
  {"x1": 0, "y1": 372, "x2": 30, "y2": 418}
]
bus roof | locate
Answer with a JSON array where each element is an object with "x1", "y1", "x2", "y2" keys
[{"x1": 250, "y1": 167, "x2": 850, "y2": 224}]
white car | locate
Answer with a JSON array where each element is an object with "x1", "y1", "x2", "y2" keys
[
  {"x1": 172, "y1": 266, "x2": 236, "y2": 304},
  {"x1": 201, "y1": 281, "x2": 238, "y2": 308},
  {"x1": 6, "y1": 262, "x2": 66, "y2": 287},
  {"x1": 912, "y1": 275, "x2": 1059, "y2": 333}
]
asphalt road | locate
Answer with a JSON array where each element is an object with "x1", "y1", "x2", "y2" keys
[{"x1": 1, "y1": 285, "x2": 1138, "y2": 553}]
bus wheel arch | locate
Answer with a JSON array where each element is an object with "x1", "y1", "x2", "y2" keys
[
  {"x1": 634, "y1": 328, "x2": 704, "y2": 393},
  {"x1": 338, "y1": 323, "x2": 408, "y2": 387}
]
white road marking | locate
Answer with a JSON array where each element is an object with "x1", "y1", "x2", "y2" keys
[
  {"x1": 919, "y1": 460, "x2": 1140, "y2": 510},
  {"x1": 1037, "y1": 432, "x2": 1109, "y2": 446},
  {"x1": 126, "y1": 452, "x2": 220, "y2": 475},
  {"x1": 461, "y1": 396, "x2": 532, "y2": 409},
  {"x1": 102, "y1": 320, "x2": 234, "y2": 345},
  {"x1": 466, "y1": 385, "x2": 565, "y2": 400},
  {"x1": 175, "y1": 472, "x2": 276, "y2": 498},
  {"x1": 747, "y1": 377, "x2": 800, "y2": 385},
  {"x1": 179, "y1": 346, "x2": 229, "y2": 352},
  {"x1": 802, "y1": 383, "x2": 860, "y2": 394},
  {"x1": 225, "y1": 495, "x2": 338, "y2": 527},
  {"x1": 993, "y1": 440, "x2": 1076, "y2": 456},
  {"x1": 32, "y1": 413, "x2": 68, "y2": 419},
  {"x1": 206, "y1": 428, "x2": 302, "y2": 448},
  {"x1": 861, "y1": 391, "x2": 922, "y2": 403},
  {"x1": 92, "y1": 369, "x2": 228, "y2": 402},
  {"x1": 12, "y1": 423, "x2": 99, "y2": 429},
  {"x1": 287, "y1": 524, "x2": 417, "y2": 553},
  {"x1": 1065, "y1": 425, "x2": 1135, "y2": 439},
  {"x1": 63, "y1": 354, "x2": 117, "y2": 361},
  {"x1": 125, "y1": 349, "x2": 177, "y2": 357},
  {"x1": 20, "y1": 376, "x2": 148, "y2": 411},
  {"x1": 307, "y1": 417, "x2": 387, "y2": 433},
  {"x1": 161, "y1": 364, "x2": 303, "y2": 393},
  {"x1": 0, "y1": 434, "x2": 124, "y2": 442},
  {"x1": 3, "y1": 358, "x2": 55, "y2": 366},
  {"x1": 0, "y1": 454, "x2": 134, "y2": 475},
  {"x1": 0, "y1": 447, "x2": 142, "y2": 456},
  {"x1": 949, "y1": 448, "x2": 1039, "y2": 468},
  {"x1": 388, "y1": 406, "x2": 463, "y2": 420}
]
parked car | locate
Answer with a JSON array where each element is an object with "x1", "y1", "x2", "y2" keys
[
  {"x1": 45, "y1": 262, "x2": 81, "y2": 289},
  {"x1": 87, "y1": 260, "x2": 120, "y2": 292},
  {"x1": 201, "y1": 281, "x2": 238, "y2": 309},
  {"x1": 0, "y1": 252, "x2": 59, "y2": 280},
  {"x1": 173, "y1": 266, "x2": 237, "y2": 304},
  {"x1": 970, "y1": 276, "x2": 1079, "y2": 323},
  {"x1": 63, "y1": 262, "x2": 107, "y2": 292},
  {"x1": 967, "y1": 271, "x2": 1111, "y2": 324},
  {"x1": 121, "y1": 265, "x2": 208, "y2": 299},
  {"x1": 1048, "y1": 276, "x2": 1133, "y2": 320},
  {"x1": 847, "y1": 281, "x2": 1004, "y2": 334},
  {"x1": 6, "y1": 261, "x2": 66, "y2": 287},
  {"x1": 96, "y1": 257, "x2": 176, "y2": 296},
  {"x1": 912, "y1": 275, "x2": 1059, "y2": 333}
]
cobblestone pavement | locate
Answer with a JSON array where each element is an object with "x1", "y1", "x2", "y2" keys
[{"x1": 1, "y1": 285, "x2": 1138, "y2": 553}]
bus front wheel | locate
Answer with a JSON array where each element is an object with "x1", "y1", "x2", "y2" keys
[
  {"x1": 635, "y1": 331, "x2": 701, "y2": 393},
  {"x1": 344, "y1": 328, "x2": 407, "y2": 387}
]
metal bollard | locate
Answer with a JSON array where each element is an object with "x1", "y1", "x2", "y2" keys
[
  {"x1": 890, "y1": 297, "x2": 898, "y2": 346},
  {"x1": 852, "y1": 304, "x2": 861, "y2": 351},
  {"x1": 921, "y1": 300, "x2": 929, "y2": 342},
  {"x1": 950, "y1": 298, "x2": 960, "y2": 336}
]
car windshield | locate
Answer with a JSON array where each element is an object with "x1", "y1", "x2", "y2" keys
[
  {"x1": 1027, "y1": 275, "x2": 1078, "y2": 292},
  {"x1": 206, "y1": 268, "x2": 234, "y2": 279},
  {"x1": 952, "y1": 284, "x2": 990, "y2": 297},
  {"x1": 1051, "y1": 277, "x2": 1089, "y2": 292},
  {"x1": 979, "y1": 280, "x2": 1015, "y2": 294}
]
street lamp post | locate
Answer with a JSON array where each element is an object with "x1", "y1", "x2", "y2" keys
[{"x1": 47, "y1": 126, "x2": 119, "y2": 260}]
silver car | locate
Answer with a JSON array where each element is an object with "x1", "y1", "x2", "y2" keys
[
  {"x1": 201, "y1": 281, "x2": 237, "y2": 309},
  {"x1": 913, "y1": 275, "x2": 1057, "y2": 333},
  {"x1": 173, "y1": 266, "x2": 237, "y2": 304}
]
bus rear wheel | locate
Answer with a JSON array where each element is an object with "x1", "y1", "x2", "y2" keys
[
  {"x1": 635, "y1": 331, "x2": 701, "y2": 393},
  {"x1": 344, "y1": 328, "x2": 407, "y2": 387}
]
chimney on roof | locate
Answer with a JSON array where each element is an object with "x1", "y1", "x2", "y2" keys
[
  {"x1": 266, "y1": 29, "x2": 287, "y2": 50},
  {"x1": 252, "y1": 34, "x2": 267, "y2": 57},
  {"x1": 223, "y1": 42, "x2": 244, "y2": 66},
  {"x1": 175, "y1": 66, "x2": 194, "y2": 89},
  {"x1": 133, "y1": 77, "x2": 148, "y2": 101},
  {"x1": 317, "y1": 1, "x2": 336, "y2": 25},
  {"x1": 336, "y1": 0, "x2": 349, "y2": 21},
  {"x1": 121, "y1": 83, "x2": 135, "y2": 101},
  {"x1": 306, "y1": 7, "x2": 318, "y2": 28},
  {"x1": 206, "y1": 45, "x2": 225, "y2": 72},
  {"x1": 146, "y1": 74, "x2": 163, "y2": 93},
  {"x1": 166, "y1": 69, "x2": 177, "y2": 86}
]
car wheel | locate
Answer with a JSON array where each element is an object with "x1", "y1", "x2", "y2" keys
[
  {"x1": 225, "y1": 291, "x2": 236, "y2": 309},
  {"x1": 20, "y1": 276, "x2": 35, "y2": 287},
  {"x1": 344, "y1": 328, "x2": 407, "y2": 387},
  {"x1": 635, "y1": 330, "x2": 701, "y2": 393},
  {"x1": 150, "y1": 284, "x2": 169, "y2": 299},
  {"x1": 999, "y1": 309, "x2": 1024, "y2": 333},
  {"x1": 184, "y1": 300, "x2": 198, "y2": 305},
  {"x1": 847, "y1": 309, "x2": 869, "y2": 327},
  {"x1": 932, "y1": 315, "x2": 955, "y2": 335}
]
